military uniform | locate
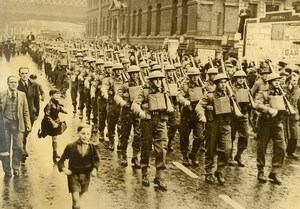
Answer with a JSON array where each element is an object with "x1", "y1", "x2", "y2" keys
[
  {"x1": 177, "y1": 67, "x2": 205, "y2": 166},
  {"x1": 131, "y1": 71, "x2": 174, "y2": 189},
  {"x1": 197, "y1": 73, "x2": 233, "y2": 184},
  {"x1": 115, "y1": 65, "x2": 142, "y2": 167},
  {"x1": 255, "y1": 73, "x2": 286, "y2": 185},
  {"x1": 101, "y1": 63, "x2": 125, "y2": 150}
]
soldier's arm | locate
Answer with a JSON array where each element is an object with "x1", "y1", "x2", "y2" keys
[
  {"x1": 255, "y1": 91, "x2": 271, "y2": 114},
  {"x1": 114, "y1": 83, "x2": 127, "y2": 106},
  {"x1": 100, "y1": 77, "x2": 110, "y2": 99},
  {"x1": 250, "y1": 81, "x2": 259, "y2": 96},
  {"x1": 131, "y1": 88, "x2": 146, "y2": 117},
  {"x1": 177, "y1": 83, "x2": 189, "y2": 105}
]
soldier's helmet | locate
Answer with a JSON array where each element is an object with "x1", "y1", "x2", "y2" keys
[
  {"x1": 174, "y1": 63, "x2": 182, "y2": 68},
  {"x1": 75, "y1": 52, "x2": 83, "y2": 57},
  {"x1": 150, "y1": 61, "x2": 158, "y2": 67},
  {"x1": 151, "y1": 64, "x2": 162, "y2": 72},
  {"x1": 82, "y1": 56, "x2": 89, "y2": 62},
  {"x1": 207, "y1": 67, "x2": 219, "y2": 74},
  {"x1": 148, "y1": 71, "x2": 165, "y2": 79},
  {"x1": 104, "y1": 61, "x2": 113, "y2": 68},
  {"x1": 119, "y1": 53, "x2": 125, "y2": 58},
  {"x1": 165, "y1": 65, "x2": 175, "y2": 71},
  {"x1": 96, "y1": 59, "x2": 105, "y2": 65},
  {"x1": 186, "y1": 67, "x2": 200, "y2": 76},
  {"x1": 213, "y1": 73, "x2": 229, "y2": 83},
  {"x1": 266, "y1": 73, "x2": 281, "y2": 82},
  {"x1": 121, "y1": 59, "x2": 130, "y2": 64},
  {"x1": 139, "y1": 61, "x2": 149, "y2": 68},
  {"x1": 233, "y1": 70, "x2": 247, "y2": 77},
  {"x1": 88, "y1": 57, "x2": 96, "y2": 63},
  {"x1": 112, "y1": 63, "x2": 124, "y2": 70},
  {"x1": 127, "y1": 65, "x2": 140, "y2": 73},
  {"x1": 258, "y1": 67, "x2": 271, "y2": 75}
]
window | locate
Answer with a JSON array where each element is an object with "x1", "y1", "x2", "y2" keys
[
  {"x1": 146, "y1": 6, "x2": 152, "y2": 36},
  {"x1": 137, "y1": 9, "x2": 142, "y2": 36},
  {"x1": 132, "y1": 10, "x2": 137, "y2": 36},
  {"x1": 266, "y1": 4, "x2": 280, "y2": 12},
  {"x1": 248, "y1": 3, "x2": 258, "y2": 18},
  {"x1": 180, "y1": 0, "x2": 188, "y2": 35},
  {"x1": 121, "y1": 14, "x2": 125, "y2": 35},
  {"x1": 155, "y1": 4, "x2": 161, "y2": 35},
  {"x1": 171, "y1": 0, "x2": 178, "y2": 35}
]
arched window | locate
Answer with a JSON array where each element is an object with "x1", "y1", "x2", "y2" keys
[
  {"x1": 121, "y1": 14, "x2": 125, "y2": 35},
  {"x1": 155, "y1": 4, "x2": 161, "y2": 36},
  {"x1": 137, "y1": 9, "x2": 142, "y2": 36},
  {"x1": 180, "y1": 0, "x2": 188, "y2": 35},
  {"x1": 132, "y1": 10, "x2": 137, "y2": 36},
  {"x1": 171, "y1": 0, "x2": 178, "y2": 35},
  {"x1": 146, "y1": 6, "x2": 152, "y2": 36}
]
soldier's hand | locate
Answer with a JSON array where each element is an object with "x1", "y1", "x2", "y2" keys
[
  {"x1": 199, "y1": 116, "x2": 206, "y2": 123},
  {"x1": 206, "y1": 105, "x2": 214, "y2": 111},
  {"x1": 139, "y1": 111, "x2": 147, "y2": 119},
  {"x1": 184, "y1": 100, "x2": 191, "y2": 106},
  {"x1": 269, "y1": 108, "x2": 278, "y2": 117},
  {"x1": 120, "y1": 100, "x2": 127, "y2": 107}
]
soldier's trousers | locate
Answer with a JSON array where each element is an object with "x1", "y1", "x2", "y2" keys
[
  {"x1": 97, "y1": 97, "x2": 107, "y2": 134},
  {"x1": 140, "y1": 115, "x2": 168, "y2": 171},
  {"x1": 106, "y1": 102, "x2": 121, "y2": 143},
  {"x1": 230, "y1": 115, "x2": 249, "y2": 159},
  {"x1": 78, "y1": 83, "x2": 85, "y2": 111},
  {"x1": 205, "y1": 118, "x2": 232, "y2": 174},
  {"x1": 119, "y1": 106, "x2": 141, "y2": 158},
  {"x1": 179, "y1": 107, "x2": 204, "y2": 157},
  {"x1": 70, "y1": 82, "x2": 78, "y2": 107},
  {"x1": 284, "y1": 115, "x2": 299, "y2": 155},
  {"x1": 167, "y1": 106, "x2": 179, "y2": 146},
  {"x1": 84, "y1": 87, "x2": 91, "y2": 119},
  {"x1": 91, "y1": 94, "x2": 99, "y2": 128},
  {"x1": 256, "y1": 116, "x2": 285, "y2": 173}
]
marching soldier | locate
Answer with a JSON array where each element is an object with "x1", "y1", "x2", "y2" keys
[
  {"x1": 228, "y1": 70, "x2": 250, "y2": 167},
  {"x1": 77, "y1": 57, "x2": 90, "y2": 119},
  {"x1": 131, "y1": 71, "x2": 174, "y2": 190},
  {"x1": 97, "y1": 61, "x2": 113, "y2": 141},
  {"x1": 196, "y1": 73, "x2": 234, "y2": 184},
  {"x1": 177, "y1": 67, "x2": 205, "y2": 166},
  {"x1": 255, "y1": 73, "x2": 286, "y2": 185},
  {"x1": 101, "y1": 63, "x2": 126, "y2": 150},
  {"x1": 164, "y1": 64, "x2": 180, "y2": 152},
  {"x1": 115, "y1": 65, "x2": 142, "y2": 167}
]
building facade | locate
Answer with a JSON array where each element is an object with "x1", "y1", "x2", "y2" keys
[{"x1": 86, "y1": 0, "x2": 300, "y2": 55}]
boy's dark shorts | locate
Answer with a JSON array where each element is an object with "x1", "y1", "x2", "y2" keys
[{"x1": 68, "y1": 173, "x2": 90, "y2": 193}]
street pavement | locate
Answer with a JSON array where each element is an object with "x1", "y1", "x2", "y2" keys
[{"x1": 0, "y1": 55, "x2": 300, "y2": 209}]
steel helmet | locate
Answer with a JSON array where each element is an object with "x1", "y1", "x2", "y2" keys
[
  {"x1": 148, "y1": 71, "x2": 165, "y2": 79},
  {"x1": 95, "y1": 59, "x2": 105, "y2": 65},
  {"x1": 165, "y1": 65, "x2": 175, "y2": 71},
  {"x1": 266, "y1": 73, "x2": 281, "y2": 82},
  {"x1": 112, "y1": 63, "x2": 124, "y2": 70},
  {"x1": 151, "y1": 64, "x2": 162, "y2": 71},
  {"x1": 233, "y1": 70, "x2": 247, "y2": 77},
  {"x1": 207, "y1": 67, "x2": 219, "y2": 74},
  {"x1": 186, "y1": 67, "x2": 200, "y2": 76},
  {"x1": 213, "y1": 73, "x2": 229, "y2": 83},
  {"x1": 174, "y1": 63, "x2": 182, "y2": 68},
  {"x1": 75, "y1": 52, "x2": 83, "y2": 57},
  {"x1": 139, "y1": 61, "x2": 149, "y2": 68},
  {"x1": 121, "y1": 59, "x2": 130, "y2": 64},
  {"x1": 104, "y1": 61, "x2": 113, "y2": 68},
  {"x1": 127, "y1": 65, "x2": 140, "y2": 73}
]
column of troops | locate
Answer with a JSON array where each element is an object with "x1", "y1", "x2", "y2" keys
[{"x1": 29, "y1": 40, "x2": 300, "y2": 190}]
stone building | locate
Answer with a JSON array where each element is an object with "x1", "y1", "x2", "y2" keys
[{"x1": 86, "y1": 0, "x2": 300, "y2": 56}]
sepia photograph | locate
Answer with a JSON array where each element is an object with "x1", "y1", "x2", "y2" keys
[{"x1": 0, "y1": 0, "x2": 300, "y2": 208}]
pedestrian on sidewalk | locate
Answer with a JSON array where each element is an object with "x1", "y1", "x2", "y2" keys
[
  {"x1": 37, "y1": 89, "x2": 67, "y2": 163},
  {"x1": 58, "y1": 124, "x2": 100, "y2": 209}
]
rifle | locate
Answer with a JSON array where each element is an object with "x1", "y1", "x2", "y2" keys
[
  {"x1": 267, "y1": 61, "x2": 296, "y2": 115},
  {"x1": 219, "y1": 57, "x2": 243, "y2": 117},
  {"x1": 134, "y1": 51, "x2": 146, "y2": 86}
]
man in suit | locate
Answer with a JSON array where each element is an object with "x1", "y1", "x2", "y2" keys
[
  {"x1": 0, "y1": 76, "x2": 31, "y2": 177},
  {"x1": 17, "y1": 67, "x2": 40, "y2": 160}
]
